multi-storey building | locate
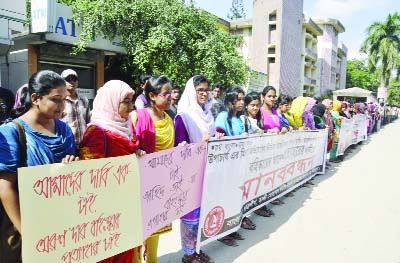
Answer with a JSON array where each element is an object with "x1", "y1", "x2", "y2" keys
[
  {"x1": 315, "y1": 18, "x2": 346, "y2": 95},
  {"x1": 301, "y1": 16, "x2": 322, "y2": 97},
  {"x1": 222, "y1": 0, "x2": 348, "y2": 97},
  {"x1": 250, "y1": 0, "x2": 304, "y2": 97}
]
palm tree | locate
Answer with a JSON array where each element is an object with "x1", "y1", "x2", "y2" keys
[{"x1": 361, "y1": 12, "x2": 400, "y2": 88}]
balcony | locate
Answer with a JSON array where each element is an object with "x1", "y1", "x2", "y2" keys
[
  {"x1": 304, "y1": 76, "x2": 317, "y2": 86},
  {"x1": 305, "y1": 47, "x2": 317, "y2": 61}
]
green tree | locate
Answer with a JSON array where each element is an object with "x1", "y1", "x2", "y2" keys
[
  {"x1": 387, "y1": 79, "x2": 400, "y2": 106},
  {"x1": 361, "y1": 12, "x2": 400, "y2": 88},
  {"x1": 58, "y1": 0, "x2": 249, "y2": 88},
  {"x1": 346, "y1": 59, "x2": 379, "y2": 91},
  {"x1": 227, "y1": 0, "x2": 246, "y2": 20}
]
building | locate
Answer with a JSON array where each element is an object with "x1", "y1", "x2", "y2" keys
[
  {"x1": 301, "y1": 16, "x2": 322, "y2": 97},
  {"x1": 220, "y1": 0, "x2": 348, "y2": 97},
  {"x1": 315, "y1": 18, "x2": 346, "y2": 95},
  {"x1": 250, "y1": 0, "x2": 304, "y2": 97},
  {"x1": 0, "y1": 0, "x2": 125, "y2": 101},
  {"x1": 0, "y1": 1, "x2": 26, "y2": 87}
]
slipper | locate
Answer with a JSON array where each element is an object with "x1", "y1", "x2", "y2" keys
[
  {"x1": 255, "y1": 207, "x2": 273, "y2": 217},
  {"x1": 241, "y1": 217, "x2": 256, "y2": 230},
  {"x1": 218, "y1": 236, "x2": 238, "y2": 247}
]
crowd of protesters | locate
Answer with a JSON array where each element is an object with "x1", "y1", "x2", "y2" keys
[{"x1": 0, "y1": 70, "x2": 398, "y2": 263}]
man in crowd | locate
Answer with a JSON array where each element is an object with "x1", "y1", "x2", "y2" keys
[
  {"x1": 0, "y1": 87, "x2": 14, "y2": 125},
  {"x1": 210, "y1": 83, "x2": 225, "y2": 119},
  {"x1": 166, "y1": 84, "x2": 180, "y2": 119},
  {"x1": 60, "y1": 69, "x2": 90, "y2": 148}
]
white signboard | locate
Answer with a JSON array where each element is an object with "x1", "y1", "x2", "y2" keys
[
  {"x1": 31, "y1": 0, "x2": 56, "y2": 33},
  {"x1": 40, "y1": 2, "x2": 126, "y2": 53}
]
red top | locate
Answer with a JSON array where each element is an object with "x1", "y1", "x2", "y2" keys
[
  {"x1": 80, "y1": 124, "x2": 138, "y2": 159},
  {"x1": 79, "y1": 124, "x2": 137, "y2": 263}
]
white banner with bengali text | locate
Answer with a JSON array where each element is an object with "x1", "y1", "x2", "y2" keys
[
  {"x1": 196, "y1": 130, "x2": 328, "y2": 251},
  {"x1": 337, "y1": 115, "x2": 367, "y2": 156}
]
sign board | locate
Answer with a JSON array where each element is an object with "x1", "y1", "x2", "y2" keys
[
  {"x1": 31, "y1": 0, "x2": 56, "y2": 33},
  {"x1": 31, "y1": 0, "x2": 126, "y2": 53}
]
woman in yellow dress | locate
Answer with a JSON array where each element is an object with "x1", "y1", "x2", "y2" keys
[{"x1": 130, "y1": 75, "x2": 175, "y2": 263}]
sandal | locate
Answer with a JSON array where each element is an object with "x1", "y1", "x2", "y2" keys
[
  {"x1": 218, "y1": 236, "x2": 238, "y2": 247},
  {"x1": 199, "y1": 250, "x2": 215, "y2": 263},
  {"x1": 271, "y1": 198, "x2": 284, "y2": 205},
  {"x1": 241, "y1": 217, "x2": 256, "y2": 230},
  {"x1": 182, "y1": 253, "x2": 202, "y2": 263},
  {"x1": 254, "y1": 207, "x2": 273, "y2": 217},
  {"x1": 229, "y1": 231, "x2": 245, "y2": 240}
]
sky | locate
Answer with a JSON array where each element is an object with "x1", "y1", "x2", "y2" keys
[{"x1": 195, "y1": 0, "x2": 400, "y2": 59}]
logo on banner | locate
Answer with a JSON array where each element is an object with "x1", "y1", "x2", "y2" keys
[{"x1": 203, "y1": 206, "x2": 224, "y2": 237}]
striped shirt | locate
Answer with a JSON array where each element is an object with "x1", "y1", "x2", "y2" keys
[{"x1": 61, "y1": 95, "x2": 90, "y2": 146}]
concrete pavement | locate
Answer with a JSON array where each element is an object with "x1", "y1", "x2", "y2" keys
[{"x1": 157, "y1": 120, "x2": 400, "y2": 263}]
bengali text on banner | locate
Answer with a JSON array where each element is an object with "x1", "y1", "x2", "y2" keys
[
  {"x1": 18, "y1": 155, "x2": 143, "y2": 263},
  {"x1": 196, "y1": 130, "x2": 328, "y2": 251}
]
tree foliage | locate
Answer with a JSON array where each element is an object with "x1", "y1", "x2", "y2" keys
[
  {"x1": 387, "y1": 79, "x2": 400, "y2": 106},
  {"x1": 58, "y1": 0, "x2": 249, "y2": 88},
  {"x1": 361, "y1": 12, "x2": 400, "y2": 87},
  {"x1": 346, "y1": 59, "x2": 379, "y2": 92},
  {"x1": 227, "y1": 0, "x2": 246, "y2": 20}
]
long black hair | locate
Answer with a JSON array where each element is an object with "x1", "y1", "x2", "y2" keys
[
  {"x1": 243, "y1": 91, "x2": 262, "y2": 132},
  {"x1": 144, "y1": 75, "x2": 171, "y2": 106},
  {"x1": 224, "y1": 86, "x2": 244, "y2": 135},
  {"x1": 275, "y1": 94, "x2": 293, "y2": 109},
  {"x1": 11, "y1": 70, "x2": 66, "y2": 118},
  {"x1": 262, "y1": 86, "x2": 276, "y2": 97}
]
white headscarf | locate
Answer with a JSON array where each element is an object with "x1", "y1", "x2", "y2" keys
[
  {"x1": 90, "y1": 80, "x2": 134, "y2": 139},
  {"x1": 177, "y1": 76, "x2": 215, "y2": 143}
]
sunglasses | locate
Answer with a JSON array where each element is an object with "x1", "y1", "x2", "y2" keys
[{"x1": 65, "y1": 76, "x2": 78, "y2": 82}]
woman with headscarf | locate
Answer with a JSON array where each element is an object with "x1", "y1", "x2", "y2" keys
[
  {"x1": 13, "y1": 84, "x2": 28, "y2": 110},
  {"x1": 174, "y1": 75, "x2": 215, "y2": 263},
  {"x1": 302, "y1": 97, "x2": 316, "y2": 130},
  {"x1": 130, "y1": 75, "x2": 175, "y2": 263},
  {"x1": 329, "y1": 100, "x2": 343, "y2": 163},
  {"x1": 288, "y1": 96, "x2": 316, "y2": 130},
  {"x1": 313, "y1": 103, "x2": 327, "y2": 129},
  {"x1": 322, "y1": 99, "x2": 334, "y2": 153},
  {"x1": 79, "y1": 80, "x2": 138, "y2": 263},
  {"x1": 339, "y1": 102, "x2": 351, "y2": 119}
]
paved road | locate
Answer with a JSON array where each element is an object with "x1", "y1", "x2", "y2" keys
[{"x1": 157, "y1": 120, "x2": 400, "y2": 263}]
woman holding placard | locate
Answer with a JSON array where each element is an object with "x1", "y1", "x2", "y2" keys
[
  {"x1": 130, "y1": 75, "x2": 175, "y2": 263},
  {"x1": 79, "y1": 79, "x2": 139, "y2": 263},
  {"x1": 174, "y1": 75, "x2": 216, "y2": 263},
  {"x1": 0, "y1": 70, "x2": 78, "y2": 263}
]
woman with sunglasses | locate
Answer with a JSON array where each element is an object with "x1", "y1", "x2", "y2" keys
[
  {"x1": 130, "y1": 75, "x2": 175, "y2": 263},
  {"x1": 175, "y1": 75, "x2": 215, "y2": 263}
]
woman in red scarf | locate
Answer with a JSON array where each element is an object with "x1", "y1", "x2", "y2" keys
[{"x1": 79, "y1": 80, "x2": 138, "y2": 263}]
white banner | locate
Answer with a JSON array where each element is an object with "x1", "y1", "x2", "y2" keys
[
  {"x1": 196, "y1": 130, "x2": 328, "y2": 250},
  {"x1": 337, "y1": 115, "x2": 367, "y2": 156}
]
